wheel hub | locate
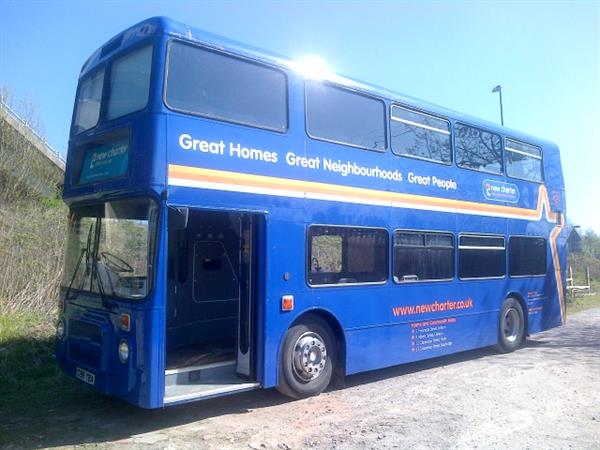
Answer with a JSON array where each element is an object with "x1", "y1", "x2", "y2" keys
[
  {"x1": 293, "y1": 332, "x2": 327, "y2": 382},
  {"x1": 503, "y1": 308, "x2": 520, "y2": 342}
]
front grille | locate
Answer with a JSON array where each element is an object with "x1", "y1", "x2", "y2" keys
[
  {"x1": 70, "y1": 319, "x2": 102, "y2": 344},
  {"x1": 68, "y1": 319, "x2": 103, "y2": 370}
]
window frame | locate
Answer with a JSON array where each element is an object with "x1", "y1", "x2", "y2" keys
[
  {"x1": 458, "y1": 233, "x2": 506, "y2": 280},
  {"x1": 306, "y1": 224, "x2": 389, "y2": 288},
  {"x1": 163, "y1": 38, "x2": 289, "y2": 133},
  {"x1": 304, "y1": 80, "x2": 387, "y2": 152},
  {"x1": 508, "y1": 235, "x2": 547, "y2": 278},
  {"x1": 392, "y1": 229, "x2": 455, "y2": 284},
  {"x1": 454, "y1": 122, "x2": 504, "y2": 175},
  {"x1": 505, "y1": 137, "x2": 545, "y2": 184},
  {"x1": 389, "y1": 104, "x2": 453, "y2": 166}
]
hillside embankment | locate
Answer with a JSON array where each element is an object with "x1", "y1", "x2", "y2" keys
[{"x1": 0, "y1": 101, "x2": 66, "y2": 315}]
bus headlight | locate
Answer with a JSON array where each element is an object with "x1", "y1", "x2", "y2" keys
[
  {"x1": 118, "y1": 339, "x2": 130, "y2": 363},
  {"x1": 56, "y1": 319, "x2": 66, "y2": 341}
]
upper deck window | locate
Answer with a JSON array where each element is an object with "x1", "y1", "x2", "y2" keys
[
  {"x1": 306, "y1": 81, "x2": 386, "y2": 151},
  {"x1": 165, "y1": 42, "x2": 288, "y2": 132},
  {"x1": 107, "y1": 45, "x2": 153, "y2": 120},
  {"x1": 505, "y1": 139, "x2": 543, "y2": 182},
  {"x1": 390, "y1": 105, "x2": 451, "y2": 164},
  {"x1": 455, "y1": 123, "x2": 503, "y2": 174},
  {"x1": 73, "y1": 69, "x2": 104, "y2": 134}
]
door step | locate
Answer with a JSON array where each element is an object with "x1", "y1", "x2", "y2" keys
[
  {"x1": 164, "y1": 360, "x2": 259, "y2": 405},
  {"x1": 165, "y1": 359, "x2": 237, "y2": 386}
]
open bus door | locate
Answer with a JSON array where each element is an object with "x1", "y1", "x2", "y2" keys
[{"x1": 164, "y1": 207, "x2": 260, "y2": 404}]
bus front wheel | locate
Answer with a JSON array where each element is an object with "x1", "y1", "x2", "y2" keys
[
  {"x1": 277, "y1": 315, "x2": 335, "y2": 399},
  {"x1": 496, "y1": 297, "x2": 525, "y2": 353}
]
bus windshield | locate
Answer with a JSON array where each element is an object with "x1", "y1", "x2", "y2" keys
[{"x1": 62, "y1": 198, "x2": 158, "y2": 300}]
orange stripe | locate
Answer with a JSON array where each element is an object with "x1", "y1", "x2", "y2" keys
[
  {"x1": 169, "y1": 165, "x2": 542, "y2": 218},
  {"x1": 549, "y1": 220, "x2": 566, "y2": 324}
]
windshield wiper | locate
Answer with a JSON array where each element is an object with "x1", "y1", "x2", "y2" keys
[
  {"x1": 64, "y1": 223, "x2": 94, "y2": 301},
  {"x1": 64, "y1": 248, "x2": 86, "y2": 300},
  {"x1": 90, "y1": 229, "x2": 116, "y2": 312}
]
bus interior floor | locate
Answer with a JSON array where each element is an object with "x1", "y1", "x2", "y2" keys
[{"x1": 166, "y1": 341, "x2": 236, "y2": 370}]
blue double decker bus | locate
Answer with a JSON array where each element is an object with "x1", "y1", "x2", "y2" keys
[{"x1": 55, "y1": 17, "x2": 567, "y2": 408}]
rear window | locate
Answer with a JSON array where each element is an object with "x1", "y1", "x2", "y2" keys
[
  {"x1": 73, "y1": 69, "x2": 104, "y2": 134},
  {"x1": 165, "y1": 41, "x2": 288, "y2": 132},
  {"x1": 506, "y1": 139, "x2": 543, "y2": 182},
  {"x1": 306, "y1": 81, "x2": 386, "y2": 151}
]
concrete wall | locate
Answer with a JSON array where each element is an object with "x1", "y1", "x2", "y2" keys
[{"x1": 0, "y1": 104, "x2": 65, "y2": 198}]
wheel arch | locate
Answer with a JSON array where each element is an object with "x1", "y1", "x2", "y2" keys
[{"x1": 283, "y1": 308, "x2": 347, "y2": 378}]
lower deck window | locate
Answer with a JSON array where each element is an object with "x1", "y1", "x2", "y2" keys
[
  {"x1": 393, "y1": 231, "x2": 454, "y2": 282},
  {"x1": 459, "y1": 234, "x2": 506, "y2": 279},
  {"x1": 509, "y1": 237, "x2": 546, "y2": 276},
  {"x1": 307, "y1": 226, "x2": 388, "y2": 286}
]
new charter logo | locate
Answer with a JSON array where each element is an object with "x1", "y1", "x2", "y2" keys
[{"x1": 483, "y1": 179, "x2": 519, "y2": 203}]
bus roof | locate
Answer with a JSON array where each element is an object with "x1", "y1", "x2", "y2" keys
[{"x1": 81, "y1": 16, "x2": 559, "y2": 150}]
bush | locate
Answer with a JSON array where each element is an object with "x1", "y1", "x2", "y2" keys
[{"x1": 0, "y1": 198, "x2": 66, "y2": 314}]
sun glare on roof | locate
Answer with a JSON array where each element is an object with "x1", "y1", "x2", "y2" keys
[{"x1": 291, "y1": 56, "x2": 332, "y2": 80}]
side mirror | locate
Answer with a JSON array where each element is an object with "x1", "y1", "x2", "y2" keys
[{"x1": 169, "y1": 207, "x2": 189, "y2": 230}]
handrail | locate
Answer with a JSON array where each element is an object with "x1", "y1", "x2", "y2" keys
[{"x1": 0, "y1": 100, "x2": 66, "y2": 170}]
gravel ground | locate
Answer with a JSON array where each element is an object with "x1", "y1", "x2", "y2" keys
[{"x1": 5, "y1": 308, "x2": 600, "y2": 449}]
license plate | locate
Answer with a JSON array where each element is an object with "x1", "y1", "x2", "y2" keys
[{"x1": 75, "y1": 367, "x2": 96, "y2": 385}]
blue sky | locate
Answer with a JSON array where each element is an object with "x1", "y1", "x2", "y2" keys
[{"x1": 0, "y1": 0, "x2": 598, "y2": 231}]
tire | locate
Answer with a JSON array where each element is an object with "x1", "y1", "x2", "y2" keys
[
  {"x1": 496, "y1": 297, "x2": 525, "y2": 353},
  {"x1": 277, "y1": 315, "x2": 336, "y2": 399}
]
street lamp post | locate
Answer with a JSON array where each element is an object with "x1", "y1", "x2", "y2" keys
[{"x1": 492, "y1": 85, "x2": 504, "y2": 126}]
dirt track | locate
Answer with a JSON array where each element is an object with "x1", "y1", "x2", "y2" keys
[{"x1": 5, "y1": 309, "x2": 600, "y2": 449}]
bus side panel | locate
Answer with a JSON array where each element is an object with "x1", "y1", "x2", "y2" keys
[
  {"x1": 261, "y1": 219, "x2": 309, "y2": 389},
  {"x1": 144, "y1": 202, "x2": 168, "y2": 409},
  {"x1": 344, "y1": 309, "x2": 499, "y2": 375}
]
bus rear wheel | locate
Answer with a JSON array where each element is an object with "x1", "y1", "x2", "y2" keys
[
  {"x1": 496, "y1": 297, "x2": 525, "y2": 353},
  {"x1": 277, "y1": 315, "x2": 335, "y2": 399}
]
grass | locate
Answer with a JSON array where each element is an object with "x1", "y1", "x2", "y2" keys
[
  {"x1": 567, "y1": 287, "x2": 600, "y2": 315},
  {"x1": 0, "y1": 311, "x2": 100, "y2": 447},
  {"x1": 0, "y1": 311, "x2": 62, "y2": 400}
]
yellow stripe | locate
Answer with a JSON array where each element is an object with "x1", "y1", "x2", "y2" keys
[{"x1": 169, "y1": 164, "x2": 556, "y2": 220}]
